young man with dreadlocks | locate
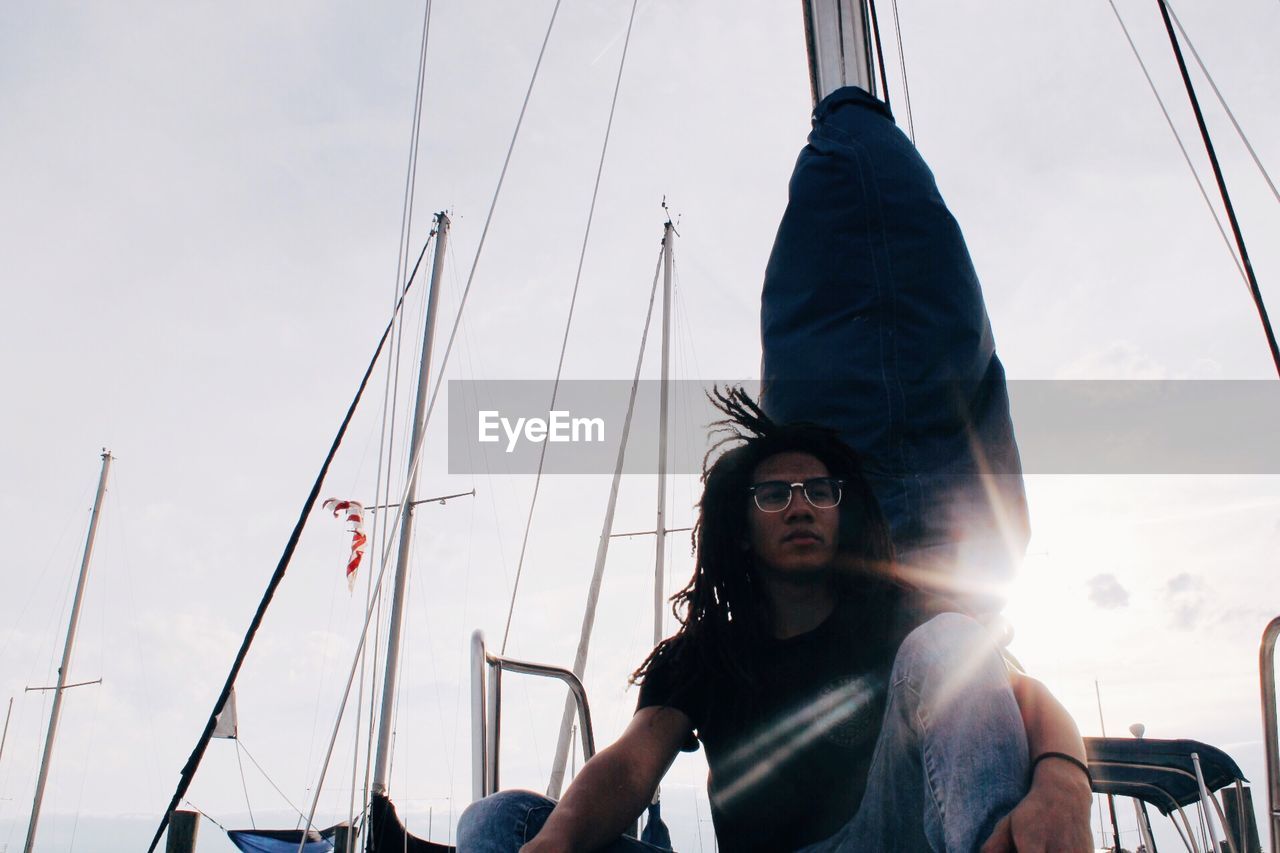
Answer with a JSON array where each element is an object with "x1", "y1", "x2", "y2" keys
[
  {"x1": 460, "y1": 83, "x2": 1094, "y2": 852},
  {"x1": 459, "y1": 395, "x2": 1092, "y2": 853}
]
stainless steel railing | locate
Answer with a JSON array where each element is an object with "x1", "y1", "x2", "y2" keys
[
  {"x1": 1261, "y1": 616, "x2": 1280, "y2": 853},
  {"x1": 470, "y1": 630, "x2": 596, "y2": 803}
]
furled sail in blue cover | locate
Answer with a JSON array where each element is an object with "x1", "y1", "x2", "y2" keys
[
  {"x1": 227, "y1": 825, "x2": 340, "y2": 853},
  {"x1": 761, "y1": 86, "x2": 1028, "y2": 611}
]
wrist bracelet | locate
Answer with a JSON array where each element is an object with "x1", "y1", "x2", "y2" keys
[{"x1": 1032, "y1": 751, "x2": 1092, "y2": 785}]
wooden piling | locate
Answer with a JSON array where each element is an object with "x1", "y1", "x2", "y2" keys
[{"x1": 165, "y1": 809, "x2": 199, "y2": 853}]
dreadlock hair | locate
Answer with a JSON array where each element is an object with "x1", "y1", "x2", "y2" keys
[{"x1": 631, "y1": 386, "x2": 898, "y2": 694}]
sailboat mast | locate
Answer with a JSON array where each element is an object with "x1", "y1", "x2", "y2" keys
[
  {"x1": 371, "y1": 213, "x2": 450, "y2": 796},
  {"x1": 0, "y1": 698, "x2": 12, "y2": 768},
  {"x1": 802, "y1": 0, "x2": 877, "y2": 105},
  {"x1": 545, "y1": 234, "x2": 667, "y2": 800},
  {"x1": 653, "y1": 222, "x2": 674, "y2": 647},
  {"x1": 24, "y1": 449, "x2": 112, "y2": 853}
]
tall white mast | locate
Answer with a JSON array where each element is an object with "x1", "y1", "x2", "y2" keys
[
  {"x1": 802, "y1": 0, "x2": 877, "y2": 105},
  {"x1": 371, "y1": 213, "x2": 450, "y2": 796},
  {"x1": 653, "y1": 221, "x2": 674, "y2": 649},
  {"x1": 545, "y1": 223, "x2": 672, "y2": 799},
  {"x1": 24, "y1": 449, "x2": 112, "y2": 853}
]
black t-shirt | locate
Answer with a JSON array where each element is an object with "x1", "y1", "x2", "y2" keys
[{"x1": 637, "y1": 584, "x2": 923, "y2": 852}]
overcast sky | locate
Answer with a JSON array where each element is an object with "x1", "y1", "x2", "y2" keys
[{"x1": 3, "y1": 1, "x2": 1280, "y2": 851}]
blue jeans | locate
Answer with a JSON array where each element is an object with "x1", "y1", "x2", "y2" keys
[
  {"x1": 457, "y1": 614, "x2": 1028, "y2": 853},
  {"x1": 797, "y1": 613, "x2": 1029, "y2": 852},
  {"x1": 456, "y1": 793, "x2": 668, "y2": 852}
]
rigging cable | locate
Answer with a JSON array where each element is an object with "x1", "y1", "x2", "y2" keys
[
  {"x1": 1105, "y1": 0, "x2": 1248, "y2": 288},
  {"x1": 327, "y1": 0, "x2": 569, "y2": 826},
  {"x1": 546, "y1": 241, "x2": 665, "y2": 795},
  {"x1": 888, "y1": 0, "x2": 915, "y2": 142},
  {"x1": 355, "y1": 255, "x2": 403, "y2": 851},
  {"x1": 236, "y1": 739, "x2": 309, "y2": 823},
  {"x1": 355, "y1": 0, "x2": 440, "y2": 819},
  {"x1": 353, "y1": 0, "x2": 437, "y2": 828},
  {"x1": 1165, "y1": 1, "x2": 1280, "y2": 207},
  {"x1": 144, "y1": 236, "x2": 436, "y2": 853},
  {"x1": 356, "y1": 0, "x2": 440, "y2": 834},
  {"x1": 407, "y1": 0, "x2": 566, "y2": 451},
  {"x1": 234, "y1": 740, "x2": 257, "y2": 829},
  {"x1": 299, "y1": 541, "x2": 347, "y2": 829},
  {"x1": 1153, "y1": 0, "x2": 1280, "y2": 377},
  {"x1": 866, "y1": 0, "x2": 891, "y2": 113},
  {"x1": 287, "y1": 280, "x2": 481, "y2": 843},
  {"x1": 300, "y1": 223, "x2": 447, "y2": 849},
  {"x1": 181, "y1": 800, "x2": 229, "y2": 834},
  {"x1": 355, "y1": 5, "x2": 571, "y2": 695},
  {"x1": 500, "y1": 0, "x2": 643, "y2": 654},
  {"x1": 356, "y1": 468, "x2": 390, "y2": 841},
  {"x1": 395, "y1": 0, "x2": 435, "y2": 299},
  {"x1": 105, "y1": 476, "x2": 166, "y2": 794}
]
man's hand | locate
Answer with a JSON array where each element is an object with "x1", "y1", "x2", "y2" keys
[
  {"x1": 979, "y1": 757, "x2": 1094, "y2": 853},
  {"x1": 509, "y1": 707, "x2": 690, "y2": 853},
  {"x1": 519, "y1": 839, "x2": 569, "y2": 853}
]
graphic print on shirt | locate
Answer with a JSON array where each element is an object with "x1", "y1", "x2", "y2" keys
[
  {"x1": 816, "y1": 673, "x2": 885, "y2": 748},
  {"x1": 712, "y1": 672, "x2": 884, "y2": 803}
]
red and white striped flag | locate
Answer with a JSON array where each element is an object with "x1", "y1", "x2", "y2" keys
[{"x1": 322, "y1": 498, "x2": 366, "y2": 591}]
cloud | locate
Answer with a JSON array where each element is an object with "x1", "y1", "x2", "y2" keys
[
  {"x1": 1087, "y1": 573, "x2": 1130, "y2": 609},
  {"x1": 1164, "y1": 573, "x2": 1207, "y2": 631},
  {"x1": 1214, "y1": 605, "x2": 1277, "y2": 632},
  {"x1": 1187, "y1": 357, "x2": 1223, "y2": 379},
  {"x1": 1057, "y1": 341, "x2": 1167, "y2": 380},
  {"x1": 1169, "y1": 603, "x2": 1199, "y2": 631}
]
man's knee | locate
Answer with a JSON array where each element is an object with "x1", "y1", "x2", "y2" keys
[
  {"x1": 898, "y1": 611, "x2": 992, "y2": 656},
  {"x1": 891, "y1": 612, "x2": 1007, "y2": 696}
]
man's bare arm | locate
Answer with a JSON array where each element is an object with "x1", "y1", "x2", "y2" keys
[
  {"x1": 521, "y1": 706, "x2": 692, "y2": 853},
  {"x1": 982, "y1": 672, "x2": 1093, "y2": 853}
]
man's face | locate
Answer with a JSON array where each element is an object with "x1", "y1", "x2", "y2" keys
[{"x1": 747, "y1": 451, "x2": 840, "y2": 580}]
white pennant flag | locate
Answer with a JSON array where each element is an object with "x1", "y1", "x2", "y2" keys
[{"x1": 213, "y1": 687, "x2": 238, "y2": 739}]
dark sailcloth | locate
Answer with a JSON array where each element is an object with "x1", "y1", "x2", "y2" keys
[
  {"x1": 227, "y1": 825, "x2": 343, "y2": 853},
  {"x1": 366, "y1": 793, "x2": 455, "y2": 852},
  {"x1": 761, "y1": 86, "x2": 1028, "y2": 611}
]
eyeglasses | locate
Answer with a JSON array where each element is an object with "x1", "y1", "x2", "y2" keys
[{"x1": 748, "y1": 477, "x2": 844, "y2": 512}]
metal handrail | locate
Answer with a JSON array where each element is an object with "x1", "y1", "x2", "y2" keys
[
  {"x1": 470, "y1": 630, "x2": 597, "y2": 802},
  {"x1": 1261, "y1": 616, "x2": 1280, "y2": 853}
]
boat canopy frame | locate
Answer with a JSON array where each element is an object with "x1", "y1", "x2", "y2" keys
[{"x1": 1085, "y1": 736, "x2": 1256, "y2": 853}]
